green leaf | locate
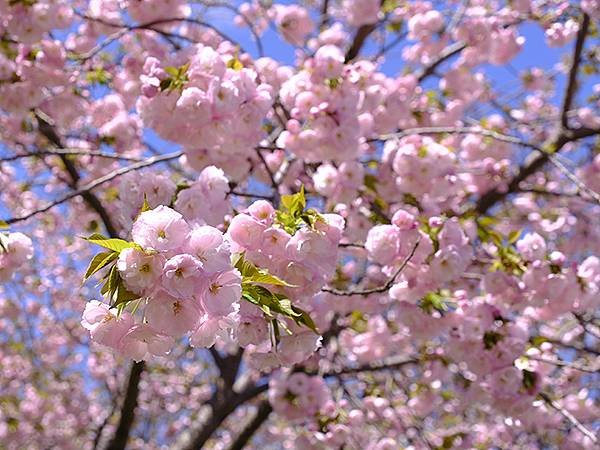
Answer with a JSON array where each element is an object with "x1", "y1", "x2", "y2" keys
[
  {"x1": 483, "y1": 331, "x2": 503, "y2": 350},
  {"x1": 0, "y1": 233, "x2": 8, "y2": 252},
  {"x1": 164, "y1": 66, "x2": 179, "y2": 77},
  {"x1": 363, "y1": 174, "x2": 378, "y2": 193},
  {"x1": 291, "y1": 305, "x2": 318, "y2": 333},
  {"x1": 240, "y1": 284, "x2": 317, "y2": 333},
  {"x1": 83, "y1": 251, "x2": 118, "y2": 281},
  {"x1": 244, "y1": 271, "x2": 295, "y2": 287},
  {"x1": 160, "y1": 63, "x2": 189, "y2": 93},
  {"x1": 507, "y1": 230, "x2": 521, "y2": 244},
  {"x1": 0, "y1": 220, "x2": 8, "y2": 229},
  {"x1": 141, "y1": 194, "x2": 151, "y2": 213},
  {"x1": 275, "y1": 185, "x2": 324, "y2": 235},
  {"x1": 113, "y1": 280, "x2": 141, "y2": 306},
  {"x1": 235, "y1": 253, "x2": 296, "y2": 287},
  {"x1": 522, "y1": 369, "x2": 538, "y2": 391},
  {"x1": 84, "y1": 233, "x2": 137, "y2": 253},
  {"x1": 529, "y1": 335, "x2": 549, "y2": 347},
  {"x1": 280, "y1": 185, "x2": 306, "y2": 215},
  {"x1": 101, "y1": 265, "x2": 119, "y2": 297},
  {"x1": 419, "y1": 291, "x2": 449, "y2": 314},
  {"x1": 226, "y1": 56, "x2": 244, "y2": 71}
]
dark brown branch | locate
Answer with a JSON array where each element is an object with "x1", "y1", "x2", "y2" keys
[
  {"x1": 416, "y1": 42, "x2": 466, "y2": 82},
  {"x1": 345, "y1": 23, "x2": 378, "y2": 62},
  {"x1": 2, "y1": 148, "x2": 182, "y2": 226},
  {"x1": 318, "y1": 0, "x2": 330, "y2": 29},
  {"x1": 209, "y1": 348, "x2": 243, "y2": 390},
  {"x1": 475, "y1": 127, "x2": 600, "y2": 214},
  {"x1": 35, "y1": 112, "x2": 121, "y2": 238},
  {"x1": 226, "y1": 400, "x2": 272, "y2": 450},
  {"x1": 344, "y1": 1, "x2": 383, "y2": 62},
  {"x1": 560, "y1": 13, "x2": 590, "y2": 129},
  {"x1": 255, "y1": 148, "x2": 280, "y2": 207},
  {"x1": 0, "y1": 148, "x2": 143, "y2": 163},
  {"x1": 181, "y1": 383, "x2": 269, "y2": 450},
  {"x1": 475, "y1": 13, "x2": 593, "y2": 214},
  {"x1": 35, "y1": 112, "x2": 147, "y2": 450},
  {"x1": 322, "y1": 239, "x2": 419, "y2": 296},
  {"x1": 105, "y1": 361, "x2": 146, "y2": 450},
  {"x1": 317, "y1": 356, "x2": 419, "y2": 377}
]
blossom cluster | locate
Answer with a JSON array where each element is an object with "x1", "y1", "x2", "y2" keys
[
  {"x1": 0, "y1": 231, "x2": 33, "y2": 281},
  {"x1": 81, "y1": 191, "x2": 342, "y2": 365},
  {"x1": 268, "y1": 371, "x2": 332, "y2": 421},
  {"x1": 117, "y1": 165, "x2": 230, "y2": 230},
  {"x1": 226, "y1": 198, "x2": 344, "y2": 368},
  {"x1": 137, "y1": 44, "x2": 273, "y2": 179},
  {"x1": 81, "y1": 206, "x2": 240, "y2": 361}
]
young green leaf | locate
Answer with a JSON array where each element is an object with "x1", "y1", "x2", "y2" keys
[
  {"x1": 83, "y1": 251, "x2": 118, "y2": 281},
  {"x1": 0, "y1": 220, "x2": 8, "y2": 229},
  {"x1": 113, "y1": 280, "x2": 141, "y2": 306},
  {"x1": 84, "y1": 233, "x2": 137, "y2": 253},
  {"x1": 235, "y1": 253, "x2": 296, "y2": 287}
]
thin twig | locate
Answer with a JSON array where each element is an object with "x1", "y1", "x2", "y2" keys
[
  {"x1": 254, "y1": 147, "x2": 280, "y2": 207},
  {"x1": 526, "y1": 355, "x2": 599, "y2": 374},
  {"x1": 0, "y1": 148, "x2": 143, "y2": 163},
  {"x1": 539, "y1": 392, "x2": 598, "y2": 444},
  {"x1": 322, "y1": 239, "x2": 420, "y2": 296},
  {"x1": 546, "y1": 153, "x2": 600, "y2": 206},
  {"x1": 375, "y1": 126, "x2": 539, "y2": 150},
  {"x1": 2, "y1": 151, "x2": 182, "y2": 226},
  {"x1": 560, "y1": 13, "x2": 591, "y2": 129},
  {"x1": 416, "y1": 42, "x2": 466, "y2": 82},
  {"x1": 226, "y1": 400, "x2": 272, "y2": 450}
]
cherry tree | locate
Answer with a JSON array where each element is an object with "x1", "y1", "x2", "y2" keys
[{"x1": 1, "y1": 0, "x2": 599, "y2": 449}]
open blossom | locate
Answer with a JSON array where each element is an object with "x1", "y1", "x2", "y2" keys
[
  {"x1": 9, "y1": 2, "x2": 600, "y2": 446},
  {"x1": 137, "y1": 45, "x2": 273, "y2": 177},
  {"x1": 161, "y1": 254, "x2": 205, "y2": 299},
  {"x1": 0, "y1": 232, "x2": 34, "y2": 281},
  {"x1": 516, "y1": 232, "x2": 547, "y2": 262},
  {"x1": 274, "y1": 4, "x2": 314, "y2": 46},
  {"x1": 227, "y1": 213, "x2": 266, "y2": 251},
  {"x1": 117, "y1": 248, "x2": 163, "y2": 295},
  {"x1": 174, "y1": 166, "x2": 231, "y2": 226},
  {"x1": 365, "y1": 225, "x2": 401, "y2": 266},
  {"x1": 269, "y1": 372, "x2": 332, "y2": 420},
  {"x1": 132, "y1": 205, "x2": 190, "y2": 253},
  {"x1": 185, "y1": 225, "x2": 231, "y2": 274},
  {"x1": 200, "y1": 269, "x2": 242, "y2": 316},
  {"x1": 119, "y1": 324, "x2": 175, "y2": 361},
  {"x1": 81, "y1": 301, "x2": 134, "y2": 349},
  {"x1": 145, "y1": 291, "x2": 202, "y2": 337},
  {"x1": 342, "y1": 0, "x2": 379, "y2": 27}
]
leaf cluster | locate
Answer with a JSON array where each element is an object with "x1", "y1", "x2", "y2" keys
[
  {"x1": 83, "y1": 234, "x2": 142, "y2": 309},
  {"x1": 274, "y1": 186, "x2": 323, "y2": 235},
  {"x1": 160, "y1": 63, "x2": 189, "y2": 93},
  {"x1": 234, "y1": 253, "x2": 317, "y2": 333}
]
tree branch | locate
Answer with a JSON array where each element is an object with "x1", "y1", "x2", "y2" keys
[
  {"x1": 344, "y1": 1, "x2": 383, "y2": 62},
  {"x1": 35, "y1": 112, "x2": 147, "y2": 450},
  {"x1": 322, "y1": 239, "x2": 419, "y2": 296},
  {"x1": 226, "y1": 400, "x2": 272, "y2": 450},
  {"x1": 375, "y1": 126, "x2": 539, "y2": 150},
  {"x1": 105, "y1": 361, "x2": 146, "y2": 450},
  {"x1": 475, "y1": 13, "x2": 593, "y2": 214},
  {"x1": 180, "y1": 383, "x2": 269, "y2": 450},
  {"x1": 2, "y1": 149, "x2": 182, "y2": 227},
  {"x1": 539, "y1": 392, "x2": 598, "y2": 444},
  {"x1": 416, "y1": 42, "x2": 466, "y2": 82},
  {"x1": 560, "y1": 13, "x2": 590, "y2": 129},
  {"x1": 0, "y1": 148, "x2": 143, "y2": 163}
]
